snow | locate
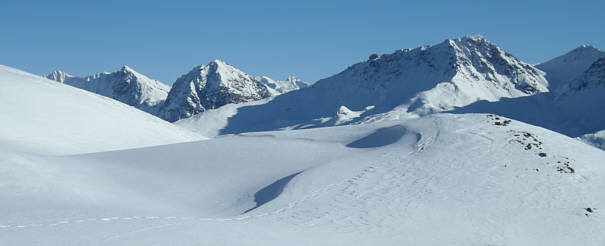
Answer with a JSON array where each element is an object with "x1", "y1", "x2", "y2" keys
[
  {"x1": 536, "y1": 45, "x2": 605, "y2": 92},
  {"x1": 158, "y1": 60, "x2": 270, "y2": 122},
  {"x1": 453, "y1": 57, "x2": 605, "y2": 138},
  {"x1": 1, "y1": 113, "x2": 604, "y2": 245},
  {"x1": 580, "y1": 130, "x2": 605, "y2": 150},
  {"x1": 175, "y1": 98, "x2": 274, "y2": 138},
  {"x1": 256, "y1": 75, "x2": 309, "y2": 96},
  {"x1": 0, "y1": 65, "x2": 202, "y2": 155},
  {"x1": 2, "y1": 37, "x2": 605, "y2": 245},
  {"x1": 46, "y1": 66, "x2": 171, "y2": 115},
  {"x1": 177, "y1": 36, "x2": 548, "y2": 135}
]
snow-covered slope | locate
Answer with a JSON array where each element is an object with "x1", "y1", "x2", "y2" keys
[
  {"x1": 257, "y1": 75, "x2": 309, "y2": 96},
  {"x1": 182, "y1": 36, "x2": 548, "y2": 134},
  {"x1": 2, "y1": 114, "x2": 604, "y2": 245},
  {"x1": 453, "y1": 57, "x2": 605, "y2": 137},
  {"x1": 0, "y1": 65, "x2": 201, "y2": 155},
  {"x1": 46, "y1": 66, "x2": 171, "y2": 114},
  {"x1": 158, "y1": 60, "x2": 270, "y2": 122},
  {"x1": 580, "y1": 130, "x2": 605, "y2": 150},
  {"x1": 536, "y1": 45, "x2": 605, "y2": 92},
  {"x1": 558, "y1": 57, "x2": 605, "y2": 95}
]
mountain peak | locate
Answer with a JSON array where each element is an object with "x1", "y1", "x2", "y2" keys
[
  {"x1": 46, "y1": 70, "x2": 74, "y2": 83},
  {"x1": 207, "y1": 59, "x2": 230, "y2": 68},
  {"x1": 573, "y1": 45, "x2": 599, "y2": 52},
  {"x1": 458, "y1": 34, "x2": 486, "y2": 42},
  {"x1": 158, "y1": 60, "x2": 270, "y2": 122},
  {"x1": 120, "y1": 65, "x2": 135, "y2": 73},
  {"x1": 45, "y1": 66, "x2": 170, "y2": 114},
  {"x1": 210, "y1": 59, "x2": 226, "y2": 64},
  {"x1": 536, "y1": 45, "x2": 605, "y2": 91}
]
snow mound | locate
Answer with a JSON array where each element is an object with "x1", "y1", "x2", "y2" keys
[
  {"x1": 346, "y1": 125, "x2": 411, "y2": 148},
  {"x1": 0, "y1": 65, "x2": 201, "y2": 155}
]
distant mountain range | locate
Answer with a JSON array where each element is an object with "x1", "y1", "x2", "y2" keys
[
  {"x1": 193, "y1": 36, "x2": 552, "y2": 134},
  {"x1": 43, "y1": 35, "x2": 604, "y2": 149},
  {"x1": 45, "y1": 61, "x2": 308, "y2": 122}
]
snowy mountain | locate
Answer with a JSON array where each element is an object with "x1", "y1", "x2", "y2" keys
[
  {"x1": 256, "y1": 75, "x2": 309, "y2": 95},
  {"x1": 536, "y1": 45, "x2": 605, "y2": 92},
  {"x1": 558, "y1": 57, "x2": 605, "y2": 95},
  {"x1": 180, "y1": 35, "x2": 548, "y2": 135},
  {"x1": 453, "y1": 57, "x2": 605, "y2": 138},
  {"x1": 46, "y1": 66, "x2": 171, "y2": 115},
  {"x1": 158, "y1": 60, "x2": 270, "y2": 122},
  {"x1": 0, "y1": 65, "x2": 201, "y2": 155},
  {"x1": 3, "y1": 113, "x2": 605, "y2": 245}
]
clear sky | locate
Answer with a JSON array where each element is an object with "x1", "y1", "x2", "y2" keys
[{"x1": 1, "y1": 0, "x2": 603, "y2": 84}]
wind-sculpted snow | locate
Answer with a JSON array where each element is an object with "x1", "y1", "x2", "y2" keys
[
  {"x1": 177, "y1": 36, "x2": 547, "y2": 135},
  {"x1": 346, "y1": 125, "x2": 409, "y2": 148},
  {"x1": 3, "y1": 114, "x2": 604, "y2": 245},
  {"x1": 245, "y1": 172, "x2": 302, "y2": 213}
]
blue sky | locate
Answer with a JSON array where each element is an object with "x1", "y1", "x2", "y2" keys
[{"x1": 1, "y1": 0, "x2": 603, "y2": 84}]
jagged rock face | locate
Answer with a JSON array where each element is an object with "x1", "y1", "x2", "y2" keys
[
  {"x1": 46, "y1": 66, "x2": 170, "y2": 114},
  {"x1": 537, "y1": 45, "x2": 605, "y2": 91},
  {"x1": 159, "y1": 60, "x2": 270, "y2": 122},
  {"x1": 446, "y1": 36, "x2": 547, "y2": 94}
]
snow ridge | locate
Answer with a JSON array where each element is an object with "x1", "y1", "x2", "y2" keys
[
  {"x1": 45, "y1": 66, "x2": 170, "y2": 114},
  {"x1": 537, "y1": 45, "x2": 605, "y2": 91},
  {"x1": 158, "y1": 60, "x2": 270, "y2": 122}
]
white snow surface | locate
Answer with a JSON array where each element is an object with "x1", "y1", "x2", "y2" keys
[
  {"x1": 182, "y1": 36, "x2": 548, "y2": 135},
  {"x1": 256, "y1": 75, "x2": 309, "y2": 96},
  {"x1": 158, "y1": 60, "x2": 270, "y2": 122},
  {"x1": 536, "y1": 45, "x2": 605, "y2": 92},
  {"x1": 2, "y1": 113, "x2": 604, "y2": 245},
  {"x1": 580, "y1": 130, "x2": 605, "y2": 150},
  {"x1": 453, "y1": 57, "x2": 605, "y2": 137},
  {"x1": 46, "y1": 66, "x2": 171, "y2": 115},
  {"x1": 0, "y1": 65, "x2": 202, "y2": 155}
]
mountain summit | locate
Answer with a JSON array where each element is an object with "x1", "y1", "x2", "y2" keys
[
  {"x1": 46, "y1": 66, "x2": 170, "y2": 114},
  {"x1": 158, "y1": 60, "x2": 270, "y2": 122},
  {"x1": 536, "y1": 45, "x2": 605, "y2": 91},
  {"x1": 207, "y1": 36, "x2": 548, "y2": 134}
]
